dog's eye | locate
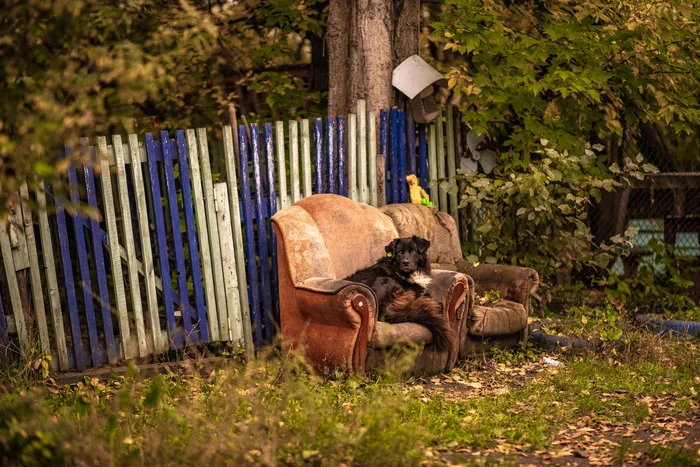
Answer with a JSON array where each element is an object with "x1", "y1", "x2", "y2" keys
[{"x1": 411, "y1": 249, "x2": 416, "y2": 254}]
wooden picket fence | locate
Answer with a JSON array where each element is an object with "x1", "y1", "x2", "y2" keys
[{"x1": 0, "y1": 101, "x2": 463, "y2": 372}]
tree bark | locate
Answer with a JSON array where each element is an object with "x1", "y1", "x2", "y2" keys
[{"x1": 327, "y1": 0, "x2": 420, "y2": 116}]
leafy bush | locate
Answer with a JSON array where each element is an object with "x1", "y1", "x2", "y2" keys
[{"x1": 458, "y1": 140, "x2": 657, "y2": 282}]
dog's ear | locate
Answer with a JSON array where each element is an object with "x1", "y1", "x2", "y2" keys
[
  {"x1": 385, "y1": 238, "x2": 400, "y2": 257},
  {"x1": 412, "y1": 236, "x2": 430, "y2": 254}
]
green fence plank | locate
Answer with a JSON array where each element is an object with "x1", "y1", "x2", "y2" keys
[
  {"x1": 445, "y1": 105, "x2": 459, "y2": 224},
  {"x1": 214, "y1": 183, "x2": 245, "y2": 346},
  {"x1": 300, "y1": 119, "x2": 313, "y2": 198},
  {"x1": 368, "y1": 110, "x2": 378, "y2": 207},
  {"x1": 97, "y1": 137, "x2": 133, "y2": 359},
  {"x1": 19, "y1": 184, "x2": 53, "y2": 367},
  {"x1": 35, "y1": 187, "x2": 69, "y2": 370},
  {"x1": 0, "y1": 220, "x2": 29, "y2": 356},
  {"x1": 185, "y1": 129, "x2": 220, "y2": 343},
  {"x1": 196, "y1": 128, "x2": 228, "y2": 342},
  {"x1": 221, "y1": 126, "x2": 254, "y2": 358},
  {"x1": 436, "y1": 110, "x2": 447, "y2": 212},
  {"x1": 358, "y1": 100, "x2": 369, "y2": 204},
  {"x1": 428, "y1": 123, "x2": 438, "y2": 210},
  {"x1": 348, "y1": 113, "x2": 358, "y2": 201},
  {"x1": 128, "y1": 136, "x2": 164, "y2": 353},
  {"x1": 289, "y1": 120, "x2": 301, "y2": 204},
  {"x1": 275, "y1": 121, "x2": 291, "y2": 209},
  {"x1": 113, "y1": 135, "x2": 147, "y2": 357}
]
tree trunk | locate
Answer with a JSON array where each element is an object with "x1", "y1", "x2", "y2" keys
[{"x1": 327, "y1": 0, "x2": 420, "y2": 116}]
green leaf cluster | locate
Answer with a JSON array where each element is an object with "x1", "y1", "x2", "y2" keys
[
  {"x1": 433, "y1": 0, "x2": 699, "y2": 152},
  {"x1": 460, "y1": 140, "x2": 658, "y2": 280},
  {"x1": 0, "y1": 0, "x2": 325, "y2": 210}
]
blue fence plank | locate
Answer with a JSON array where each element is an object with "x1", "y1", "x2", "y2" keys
[
  {"x1": 406, "y1": 109, "x2": 417, "y2": 178},
  {"x1": 145, "y1": 133, "x2": 182, "y2": 349},
  {"x1": 83, "y1": 158, "x2": 118, "y2": 363},
  {"x1": 418, "y1": 124, "x2": 428, "y2": 190},
  {"x1": 176, "y1": 130, "x2": 208, "y2": 343},
  {"x1": 397, "y1": 109, "x2": 407, "y2": 203},
  {"x1": 325, "y1": 117, "x2": 336, "y2": 194},
  {"x1": 379, "y1": 109, "x2": 389, "y2": 203},
  {"x1": 263, "y1": 123, "x2": 280, "y2": 335},
  {"x1": 389, "y1": 108, "x2": 399, "y2": 204},
  {"x1": 251, "y1": 125, "x2": 274, "y2": 344},
  {"x1": 66, "y1": 150, "x2": 103, "y2": 367},
  {"x1": 313, "y1": 118, "x2": 323, "y2": 194},
  {"x1": 162, "y1": 132, "x2": 199, "y2": 346},
  {"x1": 238, "y1": 126, "x2": 263, "y2": 347},
  {"x1": 52, "y1": 183, "x2": 87, "y2": 370},
  {"x1": 337, "y1": 116, "x2": 346, "y2": 197}
]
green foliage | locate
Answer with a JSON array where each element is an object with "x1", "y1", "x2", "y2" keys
[
  {"x1": 433, "y1": 0, "x2": 699, "y2": 152},
  {"x1": 1, "y1": 338, "x2": 699, "y2": 465},
  {"x1": 599, "y1": 239, "x2": 700, "y2": 317},
  {"x1": 0, "y1": 0, "x2": 325, "y2": 211},
  {"x1": 459, "y1": 139, "x2": 657, "y2": 279}
]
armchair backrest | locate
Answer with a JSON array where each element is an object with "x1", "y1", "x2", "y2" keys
[
  {"x1": 271, "y1": 194, "x2": 398, "y2": 284},
  {"x1": 380, "y1": 204, "x2": 463, "y2": 266}
]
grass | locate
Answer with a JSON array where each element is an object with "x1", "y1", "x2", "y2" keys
[{"x1": 1, "y1": 333, "x2": 698, "y2": 466}]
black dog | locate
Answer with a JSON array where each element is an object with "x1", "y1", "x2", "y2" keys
[{"x1": 344, "y1": 236, "x2": 452, "y2": 351}]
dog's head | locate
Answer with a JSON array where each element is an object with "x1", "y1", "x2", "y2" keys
[{"x1": 385, "y1": 236, "x2": 430, "y2": 275}]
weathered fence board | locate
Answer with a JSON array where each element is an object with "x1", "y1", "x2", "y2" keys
[
  {"x1": 251, "y1": 125, "x2": 275, "y2": 343},
  {"x1": 358, "y1": 100, "x2": 369, "y2": 204},
  {"x1": 289, "y1": 121, "x2": 302, "y2": 204},
  {"x1": 237, "y1": 127, "x2": 263, "y2": 348},
  {"x1": 337, "y1": 116, "x2": 347, "y2": 197},
  {"x1": 36, "y1": 187, "x2": 70, "y2": 370},
  {"x1": 436, "y1": 110, "x2": 447, "y2": 211},
  {"x1": 53, "y1": 184, "x2": 87, "y2": 370},
  {"x1": 275, "y1": 121, "x2": 291, "y2": 210},
  {"x1": 368, "y1": 111, "x2": 377, "y2": 207},
  {"x1": 428, "y1": 123, "x2": 439, "y2": 210},
  {"x1": 300, "y1": 119, "x2": 313, "y2": 199},
  {"x1": 196, "y1": 129, "x2": 228, "y2": 346},
  {"x1": 83, "y1": 155, "x2": 119, "y2": 364},
  {"x1": 185, "y1": 129, "x2": 219, "y2": 343},
  {"x1": 19, "y1": 184, "x2": 52, "y2": 367},
  {"x1": 98, "y1": 137, "x2": 133, "y2": 359},
  {"x1": 263, "y1": 124, "x2": 280, "y2": 331},
  {"x1": 145, "y1": 133, "x2": 181, "y2": 349},
  {"x1": 0, "y1": 220, "x2": 29, "y2": 356},
  {"x1": 113, "y1": 135, "x2": 149, "y2": 357},
  {"x1": 221, "y1": 126, "x2": 253, "y2": 358},
  {"x1": 67, "y1": 151, "x2": 102, "y2": 367},
  {"x1": 326, "y1": 117, "x2": 336, "y2": 194},
  {"x1": 446, "y1": 106, "x2": 459, "y2": 223},
  {"x1": 128, "y1": 135, "x2": 164, "y2": 353},
  {"x1": 348, "y1": 114, "x2": 358, "y2": 201}
]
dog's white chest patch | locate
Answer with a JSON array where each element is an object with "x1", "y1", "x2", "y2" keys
[{"x1": 409, "y1": 272, "x2": 432, "y2": 288}]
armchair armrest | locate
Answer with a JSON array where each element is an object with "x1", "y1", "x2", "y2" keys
[
  {"x1": 424, "y1": 269, "x2": 470, "y2": 371},
  {"x1": 296, "y1": 277, "x2": 377, "y2": 330},
  {"x1": 288, "y1": 277, "x2": 377, "y2": 375},
  {"x1": 456, "y1": 260, "x2": 539, "y2": 307}
]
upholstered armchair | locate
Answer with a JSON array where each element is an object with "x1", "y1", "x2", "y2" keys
[
  {"x1": 380, "y1": 204, "x2": 540, "y2": 356},
  {"x1": 270, "y1": 194, "x2": 470, "y2": 376}
]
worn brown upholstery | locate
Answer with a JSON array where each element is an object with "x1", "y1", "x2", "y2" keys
[
  {"x1": 380, "y1": 203, "x2": 539, "y2": 356},
  {"x1": 271, "y1": 194, "x2": 469, "y2": 376}
]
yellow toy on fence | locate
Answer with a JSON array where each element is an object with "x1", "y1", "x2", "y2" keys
[{"x1": 406, "y1": 174, "x2": 433, "y2": 207}]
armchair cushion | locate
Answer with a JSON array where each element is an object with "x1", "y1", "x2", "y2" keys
[{"x1": 468, "y1": 300, "x2": 528, "y2": 337}]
